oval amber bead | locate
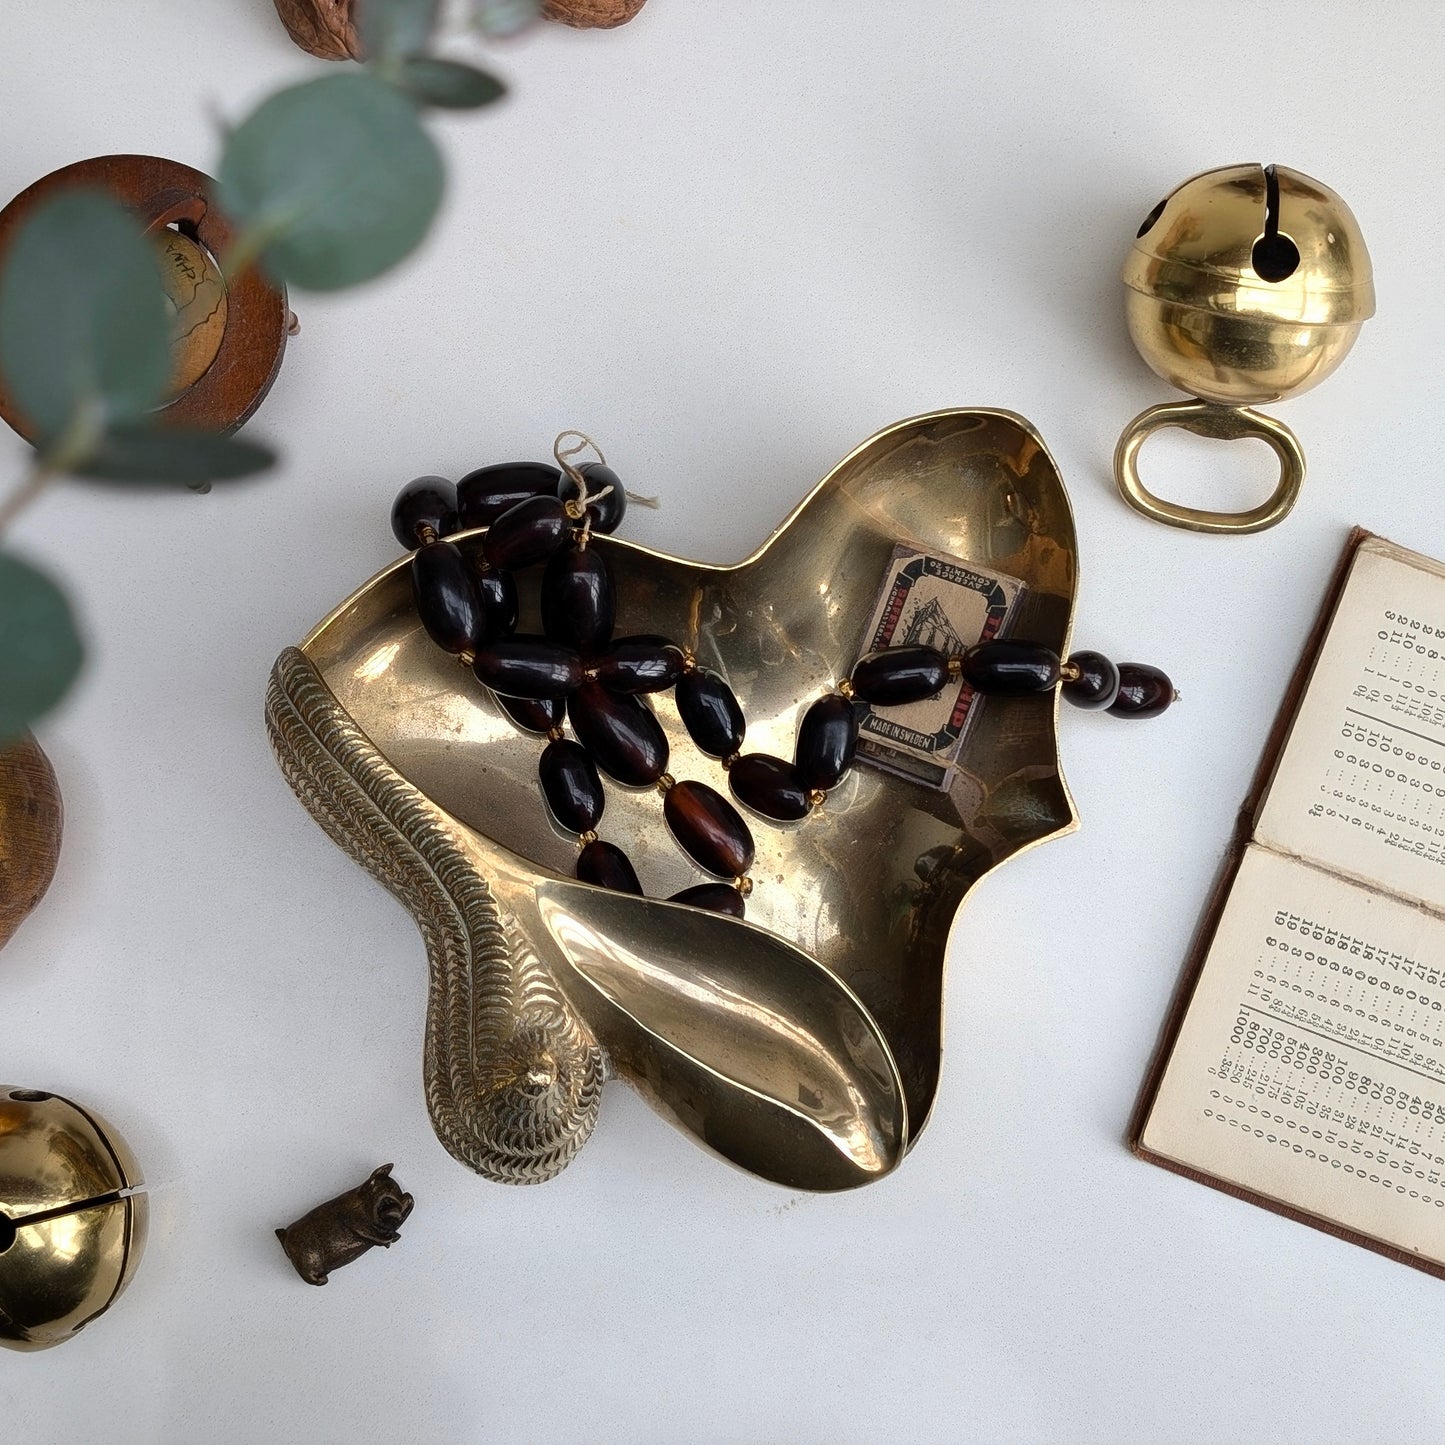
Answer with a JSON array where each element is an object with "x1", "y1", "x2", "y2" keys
[
  {"x1": 594, "y1": 640, "x2": 686, "y2": 694},
  {"x1": 1108, "y1": 662, "x2": 1177, "y2": 719},
  {"x1": 481, "y1": 495, "x2": 572, "y2": 571},
  {"x1": 959, "y1": 640, "x2": 1060, "y2": 695},
  {"x1": 668, "y1": 883, "x2": 745, "y2": 919},
  {"x1": 473, "y1": 636, "x2": 582, "y2": 698},
  {"x1": 664, "y1": 779, "x2": 755, "y2": 878},
  {"x1": 1062, "y1": 650, "x2": 1120, "y2": 710},
  {"x1": 729, "y1": 753, "x2": 811, "y2": 821},
  {"x1": 411, "y1": 540, "x2": 481, "y2": 654},
  {"x1": 558, "y1": 462, "x2": 626, "y2": 535},
  {"x1": 568, "y1": 678, "x2": 669, "y2": 785},
  {"x1": 541, "y1": 546, "x2": 614, "y2": 656},
  {"x1": 576, "y1": 839, "x2": 642, "y2": 894},
  {"x1": 794, "y1": 693, "x2": 858, "y2": 791},
  {"x1": 391, "y1": 475, "x2": 458, "y2": 549},
  {"x1": 475, "y1": 565, "x2": 519, "y2": 642},
  {"x1": 539, "y1": 739, "x2": 604, "y2": 834},
  {"x1": 850, "y1": 646, "x2": 949, "y2": 705},
  {"x1": 676, "y1": 667, "x2": 745, "y2": 757},
  {"x1": 495, "y1": 692, "x2": 563, "y2": 734},
  {"x1": 457, "y1": 461, "x2": 562, "y2": 529}
]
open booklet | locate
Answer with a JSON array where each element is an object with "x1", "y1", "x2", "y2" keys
[{"x1": 1134, "y1": 531, "x2": 1445, "y2": 1277}]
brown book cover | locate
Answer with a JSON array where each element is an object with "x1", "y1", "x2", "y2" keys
[{"x1": 1129, "y1": 527, "x2": 1445, "y2": 1282}]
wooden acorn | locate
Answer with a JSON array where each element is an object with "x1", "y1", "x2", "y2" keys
[{"x1": 1115, "y1": 163, "x2": 1374, "y2": 534}]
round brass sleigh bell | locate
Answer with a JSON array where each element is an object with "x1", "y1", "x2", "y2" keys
[
  {"x1": 0, "y1": 1086, "x2": 147, "y2": 1351},
  {"x1": 1115, "y1": 162, "x2": 1374, "y2": 534}
]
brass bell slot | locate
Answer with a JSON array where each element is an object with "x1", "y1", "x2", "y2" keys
[
  {"x1": 1251, "y1": 164, "x2": 1301, "y2": 282},
  {"x1": 1135, "y1": 197, "x2": 1167, "y2": 238}
]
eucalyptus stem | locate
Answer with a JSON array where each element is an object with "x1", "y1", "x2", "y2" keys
[{"x1": 0, "y1": 462, "x2": 60, "y2": 537}]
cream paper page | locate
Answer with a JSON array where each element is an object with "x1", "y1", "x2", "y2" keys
[
  {"x1": 1143, "y1": 845, "x2": 1445, "y2": 1263},
  {"x1": 1256, "y1": 538, "x2": 1445, "y2": 914}
]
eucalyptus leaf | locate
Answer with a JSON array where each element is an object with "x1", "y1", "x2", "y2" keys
[
  {"x1": 0, "y1": 189, "x2": 169, "y2": 443},
  {"x1": 394, "y1": 58, "x2": 506, "y2": 110},
  {"x1": 472, "y1": 0, "x2": 541, "y2": 38},
  {"x1": 218, "y1": 73, "x2": 445, "y2": 292},
  {"x1": 0, "y1": 551, "x2": 84, "y2": 741},
  {"x1": 358, "y1": 0, "x2": 439, "y2": 59},
  {"x1": 70, "y1": 426, "x2": 276, "y2": 485}
]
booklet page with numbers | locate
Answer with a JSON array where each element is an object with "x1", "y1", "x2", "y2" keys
[{"x1": 1135, "y1": 532, "x2": 1445, "y2": 1276}]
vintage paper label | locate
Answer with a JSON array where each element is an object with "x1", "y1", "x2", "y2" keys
[{"x1": 853, "y1": 545, "x2": 1026, "y2": 789}]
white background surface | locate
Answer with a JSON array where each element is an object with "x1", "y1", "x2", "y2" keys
[{"x1": 3, "y1": 2, "x2": 1445, "y2": 1440}]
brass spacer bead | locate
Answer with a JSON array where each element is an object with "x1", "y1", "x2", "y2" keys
[
  {"x1": 458, "y1": 649, "x2": 476, "y2": 668},
  {"x1": 837, "y1": 678, "x2": 854, "y2": 700},
  {"x1": 563, "y1": 498, "x2": 587, "y2": 521},
  {"x1": 577, "y1": 830, "x2": 598, "y2": 848},
  {"x1": 547, "y1": 725, "x2": 566, "y2": 743},
  {"x1": 722, "y1": 752, "x2": 740, "y2": 771},
  {"x1": 732, "y1": 874, "x2": 753, "y2": 897},
  {"x1": 680, "y1": 649, "x2": 698, "y2": 673},
  {"x1": 808, "y1": 788, "x2": 827, "y2": 809},
  {"x1": 946, "y1": 656, "x2": 963, "y2": 680},
  {"x1": 656, "y1": 772, "x2": 676, "y2": 794},
  {"x1": 417, "y1": 522, "x2": 439, "y2": 546},
  {"x1": 1060, "y1": 659, "x2": 1082, "y2": 683}
]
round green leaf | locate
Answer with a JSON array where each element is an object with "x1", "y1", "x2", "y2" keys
[
  {"x1": 358, "y1": 0, "x2": 439, "y2": 59},
  {"x1": 394, "y1": 58, "x2": 506, "y2": 110},
  {"x1": 70, "y1": 426, "x2": 276, "y2": 485},
  {"x1": 0, "y1": 189, "x2": 169, "y2": 441},
  {"x1": 0, "y1": 551, "x2": 84, "y2": 741},
  {"x1": 472, "y1": 0, "x2": 540, "y2": 38},
  {"x1": 218, "y1": 73, "x2": 445, "y2": 292}
]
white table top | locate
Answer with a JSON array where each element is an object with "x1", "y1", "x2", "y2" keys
[{"x1": 5, "y1": 2, "x2": 1445, "y2": 1440}]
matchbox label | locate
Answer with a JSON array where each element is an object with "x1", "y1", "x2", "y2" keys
[{"x1": 854, "y1": 545, "x2": 1026, "y2": 789}]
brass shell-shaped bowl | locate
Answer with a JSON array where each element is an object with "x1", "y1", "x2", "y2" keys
[
  {"x1": 266, "y1": 411, "x2": 1078, "y2": 1191},
  {"x1": 0, "y1": 1087, "x2": 147, "y2": 1351},
  {"x1": 1123, "y1": 163, "x2": 1374, "y2": 406}
]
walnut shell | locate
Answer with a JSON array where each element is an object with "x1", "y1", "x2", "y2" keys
[
  {"x1": 0, "y1": 735, "x2": 62, "y2": 953},
  {"x1": 542, "y1": 0, "x2": 648, "y2": 27},
  {"x1": 272, "y1": 0, "x2": 362, "y2": 61}
]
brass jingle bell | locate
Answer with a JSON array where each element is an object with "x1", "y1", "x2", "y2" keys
[
  {"x1": 1114, "y1": 163, "x2": 1374, "y2": 534},
  {"x1": 0, "y1": 1086, "x2": 147, "y2": 1351}
]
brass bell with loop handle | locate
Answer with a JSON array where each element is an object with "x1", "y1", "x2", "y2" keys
[{"x1": 1114, "y1": 163, "x2": 1374, "y2": 534}]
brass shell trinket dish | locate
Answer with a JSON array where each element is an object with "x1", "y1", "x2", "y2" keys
[
  {"x1": 1115, "y1": 163, "x2": 1374, "y2": 534},
  {"x1": 267, "y1": 410, "x2": 1080, "y2": 1191},
  {"x1": 0, "y1": 1087, "x2": 148, "y2": 1350}
]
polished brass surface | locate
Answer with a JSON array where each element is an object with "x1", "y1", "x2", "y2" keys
[
  {"x1": 1117, "y1": 163, "x2": 1373, "y2": 533},
  {"x1": 1114, "y1": 399, "x2": 1306, "y2": 535},
  {"x1": 268, "y1": 410, "x2": 1078, "y2": 1190},
  {"x1": 0, "y1": 1086, "x2": 147, "y2": 1351}
]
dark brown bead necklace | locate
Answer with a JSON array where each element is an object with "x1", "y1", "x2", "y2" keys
[{"x1": 392, "y1": 436, "x2": 1177, "y2": 920}]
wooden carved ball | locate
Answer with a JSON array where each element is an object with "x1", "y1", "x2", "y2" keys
[{"x1": 0, "y1": 736, "x2": 62, "y2": 954}]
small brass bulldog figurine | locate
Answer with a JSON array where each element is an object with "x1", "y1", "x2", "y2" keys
[{"x1": 275, "y1": 1164, "x2": 414, "y2": 1286}]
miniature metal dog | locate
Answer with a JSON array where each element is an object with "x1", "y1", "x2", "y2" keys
[{"x1": 275, "y1": 1164, "x2": 414, "y2": 1286}]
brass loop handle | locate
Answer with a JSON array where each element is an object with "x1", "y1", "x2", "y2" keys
[{"x1": 1113, "y1": 399, "x2": 1306, "y2": 535}]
